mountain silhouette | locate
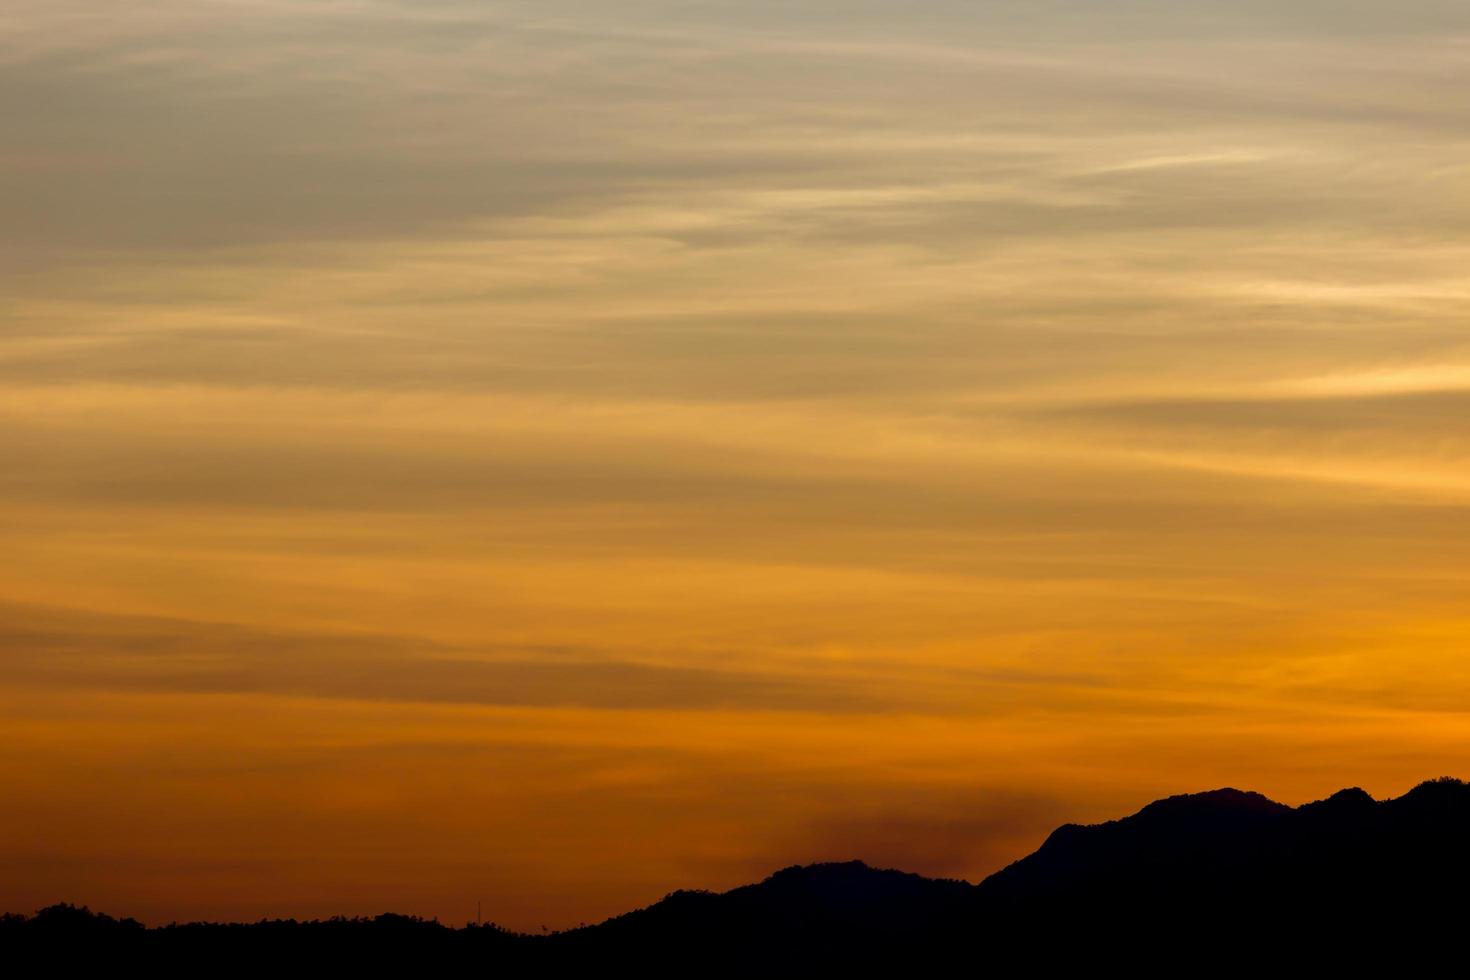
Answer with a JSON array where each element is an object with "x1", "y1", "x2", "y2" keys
[
  {"x1": 9, "y1": 777, "x2": 1470, "y2": 969},
  {"x1": 551, "y1": 860, "x2": 975, "y2": 963}
]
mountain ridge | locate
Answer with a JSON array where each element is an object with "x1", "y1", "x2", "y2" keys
[{"x1": 9, "y1": 777, "x2": 1470, "y2": 967}]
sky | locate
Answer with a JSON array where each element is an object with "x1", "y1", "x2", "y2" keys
[{"x1": 3, "y1": 1, "x2": 1470, "y2": 931}]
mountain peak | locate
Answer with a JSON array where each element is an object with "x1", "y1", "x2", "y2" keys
[
  {"x1": 1301, "y1": 786, "x2": 1376, "y2": 812},
  {"x1": 1402, "y1": 775, "x2": 1466, "y2": 797},
  {"x1": 1136, "y1": 786, "x2": 1289, "y2": 818},
  {"x1": 1390, "y1": 776, "x2": 1470, "y2": 814},
  {"x1": 763, "y1": 859, "x2": 875, "y2": 883}
]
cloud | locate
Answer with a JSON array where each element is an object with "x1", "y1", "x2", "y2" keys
[
  {"x1": 762, "y1": 786, "x2": 1075, "y2": 882},
  {"x1": 1033, "y1": 388, "x2": 1470, "y2": 438},
  {"x1": 0, "y1": 601, "x2": 912, "y2": 712},
  {"x1": 5, "y1": 0, "x2": 1469, "y2": 262}
]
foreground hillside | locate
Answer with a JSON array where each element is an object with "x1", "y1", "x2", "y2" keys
[{"x1": 9, "y1": 777, "x2": 1470, "y2": 967}]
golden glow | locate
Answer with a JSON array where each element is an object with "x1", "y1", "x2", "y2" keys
[{"x1": 4, "y1": 0, "x2": 1470, "y2": 931}]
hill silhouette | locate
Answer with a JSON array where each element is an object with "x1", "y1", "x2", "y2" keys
[{"x1": 9, "y1": 777, "x2": 1470, "y2": 968}]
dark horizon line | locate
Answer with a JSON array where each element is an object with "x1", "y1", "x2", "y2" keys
[{"x1": 9, "y1": 774, "x2": 1462, "y2": 934}]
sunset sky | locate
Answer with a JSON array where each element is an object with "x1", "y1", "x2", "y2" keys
[{"x1": 4, "y1": 1, "x2": 1470, "y2": 931}]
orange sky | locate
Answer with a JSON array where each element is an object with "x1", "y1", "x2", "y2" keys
[{"x1": 4, "y1": 1, "x2": 1470, "y2": 931}]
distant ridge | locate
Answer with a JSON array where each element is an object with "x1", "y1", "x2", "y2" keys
[{"x1": 10, "y1": 778, "x2": 1470, "y2": 968}]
